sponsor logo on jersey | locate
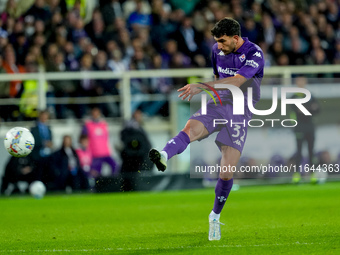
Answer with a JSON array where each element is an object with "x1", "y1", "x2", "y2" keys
[
  {"x1": 239, "y1": 54, "x2": 246, "y2": 62},
  {"x1": 217, "y1": 66, "x2": 237, "y2": 76},
  {"x1": 253, "y1": 52, "x2": 262, "y2": 58},
  {"x1": 245, "y1": 60, "x2": 259, "y2": 68}
]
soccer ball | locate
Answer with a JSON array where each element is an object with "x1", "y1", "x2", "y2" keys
[
  {"x1": 4, "y1": 127, "x2": 35, "y2": 157},
  {"x1": 29, "y1": 181, "x2": 46, "y2": 199}
]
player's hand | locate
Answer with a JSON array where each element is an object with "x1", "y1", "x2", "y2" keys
[{"x1": 177, "y1": 84, "x2": 202, "y2": 101}]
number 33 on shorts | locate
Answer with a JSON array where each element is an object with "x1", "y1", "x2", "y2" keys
[{"x1": 232, "y1": 124, "x2": 245, "y2": 147}]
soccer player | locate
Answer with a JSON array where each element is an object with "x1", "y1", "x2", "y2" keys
[{"x1": 149, "y1": 17, "x2": 264, "y2": 240}]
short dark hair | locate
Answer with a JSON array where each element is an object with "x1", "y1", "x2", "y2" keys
[{"x1": 211, "y1": 18, "x2": 241, "y2": 38}]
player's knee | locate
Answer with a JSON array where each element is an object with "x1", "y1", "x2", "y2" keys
[
  {"x1": 182, "y1": 121, "x2": 206, "y2": 142},
  {"x1": 219, "y1": 171, "x2": 233, "y2": 180}
]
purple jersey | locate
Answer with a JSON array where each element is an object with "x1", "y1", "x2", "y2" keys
[{"x1": 211, "y1": 37, "x2": 264, "y2": 106}]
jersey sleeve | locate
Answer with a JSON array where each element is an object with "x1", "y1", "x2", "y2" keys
[
  {"x1": 211, "y1": 51, "x2": 218, "y2": 76},
  {"x1": 236, "y1": 50, "x2": 264, "y2": 79}
]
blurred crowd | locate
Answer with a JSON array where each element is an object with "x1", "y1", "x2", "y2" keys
[
  {"x1": 0, "y1": 0, "x2": 339, "y2": 121},
  {"x1": 1, "y1": 107, "x2": 153, "y2": 194}
]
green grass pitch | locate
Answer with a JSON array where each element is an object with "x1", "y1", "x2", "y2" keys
[{"x1": 0, "y1": 182, "x2": 339, "y2": 255}]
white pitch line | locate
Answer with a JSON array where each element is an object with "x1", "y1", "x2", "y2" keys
[{"x1": 0, "y1": 242, "x2": 325, "y2": 253}]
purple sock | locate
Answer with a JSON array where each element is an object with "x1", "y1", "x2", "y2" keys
[
  {"x1": 213, "y1": 178, "x2": 233, "y2": 214},
  {"x1": 162, "y1": 131, "x2": 190, "y2": 160}
]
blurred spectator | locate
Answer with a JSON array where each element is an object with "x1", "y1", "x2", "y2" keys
[
  {"x1": 169, "y1": 0, "x2": 200, "y2": 16},
  {"x1": 150, "y1": 0, "x2": 175, "y2": 52},
  {"x1": 150, "y1": 53, "x2": 172, "y2": 94},
  {"x1": 0, "y1": 29, "x2": 9, "y2": 50},
  {"x1": 290, "y1": 76, "x2": 320, "y2": 184},
  {"x1": 1, "y1": 0, "x2": 34, "y2": 22},
  {"x1": 48, "y1": 0, "x2": 68, "y2": 15},
  {"x1": 94, "y1": 50, "x2": 119, "y2": 117},
  {"x1": 100, "y1": 0, "x2": 123, "y2": 27},
  {"x1": 1, "y1": 155, "x2": 36, "y2": 195},
  {"x1": 161, "y1": 39, "x2": 178, "y2": 68},
  {"x1": 30, "y1": 110, "x2": 54, "y2": 186},
  {"x1": 120, "y1": 109, "x2": 153, "y2": 191},
  {"x1": 19, "y1": 61, "x2": 49, "y2": 120},
  {"x1": 46, "y1": 50, "x2": 78, "y2": 119},
  {"x1": 85, "y1": 9, "x2": 107, "y2": 50},
  {"x1": 122, "y1": 0, "x2": 151, "y2": 19},
  {"x1": 65, "y1": 0, "x2": 97, "y2": 23},
  {"x1": 108, "y1": 48, "x2": 128, "y2": 72},
  {"x1": 25, "y1": 0, "x2": 51, "y2": 22},
  {"x1": 171, "y1": 16, "x2": 203, "y2": 60},
  {"x1": 50, "y1": 135, "x2": 89, "y2": 191},
  {"x1": 75, "y1": 134, "x2": 92, "y2": 176},
  {"x1": 2, "y1": 45, "x2": 26, "y2": 98},
  {"x1": 334, "y1": 41, "x2": 340, "y2": 65},
  {"x1": 82, "y1": 107, "x2": 117, "y2": 178},
  {"x1": 241, "y1": 17, "x2": 262, "y2": 44},
  {"x1": 127, "y1": 0, "x2": 152, "y2": 31},
  {"x1": 79, "y1": 53, "x2": 96, "y2": 95},
  {"x1": 0, "y1": 54, "x2": 10, "y2": 121},
  {"x1": 13, "y1": 32, "x2": 29, "y2": 65},
  {"x1": 169, "y1": 52, "x2": 190, "y2": 86},
  {"x1": 0, "y1": 0, "x2": 339, "y2": 122},
  {"x1": 71, "y1": 18, "x2": 88, "y2": 43}
]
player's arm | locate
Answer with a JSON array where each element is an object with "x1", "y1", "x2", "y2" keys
[
  {"x1": 202, "y1": 74, "x2": 247, "y2": 89},
  {"x1": 178, "y1": 75, "x2": 247, "y2": 101},
  {"x1": 179, "y1": 50, "x2": 263, "y2": 101}
]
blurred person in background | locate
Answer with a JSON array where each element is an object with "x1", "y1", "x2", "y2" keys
[
  {"x1": 123, "y1": 0, "x2": 151, "y2": 20},
  {"x1": 0, "y1": 0, "x2": 34, "y2": 22},
  {"x1": 100, "y1": 0, "x2": 124, "y2": 27},
  {"x1": 127, "y1": 0, "x2": 152, "y2": 33},
  {"x1": 85, "y1": 8, "x2": 107, "y2": 50},
  {"x1": 171, "y1": 16, "x2": 203, "y2": 61},
  {"x1": 63, "y1": 41, "x2": 80, "y2": 70},
  {"x1": 119, "y1": 109, "x2": 153, "y2": 191},
  {"x1": 160, "y1": 39, "x2": 178, "y2": 68},
  {"x1": 46, "y1": 50, "x2": 79, "y2": 119},
  {"x1": 0, "y1": 29, "x2": 9, "y2": 51},
  {"x1": 168, "y1": 0, "x2": 199, "y2": 16},
  {"x1": 75, "y1": 134, "x2": 92, "y2": 177},
  {"x1": 19, "y1": 61, "x2": 50, "y2": 120},
  {"x1": 1, "y1": 155, "x2": 36, "y2": 195},
  {"x1": 150, "y1": 0, "x2": 174, "y2": 52},
  {"x1": 82, "y1": 107, "x2": 117, "y2": 178},
  {"x1": 30, "y1": 110, "x2": 54, "y2": 187},
  {"x1": 2, "y1": 44, "x2": 25, "y2": 98},
  {"x1": 25, "y1": 0, "x2": 51, "y2": 22},
  {"x1": 2, "y1": 44, "x2": 26, "y2": 120},
  {"x1": 290, "y1": 76, "x2": 320, "y2": 184},
  {"x1": 50, "y1": 135, "x2": 89, "y2": 191},
  {"x1": 76, "y1": 53, "x2": 96, "y2": 117},
  {"x1": 93, "y1": 50, "x2": 119, "y2": 117},
  {"x1": 13, "y1": 32, "x2": 29, "y2": 66},
  {"x1": 0, "y1": 54, "x2": 10, "y2": 121}
]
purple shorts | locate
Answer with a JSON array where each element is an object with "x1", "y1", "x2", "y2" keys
[
  {"x1": 91, "y1": 156, "x2": 117, "y2": 175},
  {"x1": 189, "y1": 101, "x2": 251, "y2": 153}
]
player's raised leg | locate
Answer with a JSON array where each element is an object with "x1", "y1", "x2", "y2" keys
[
  {"x1": 149, "y1": 119, "x2": 208, "y2": 171},
  {"x1": 209, "y1": 145, "x2": 240, "y2": 241}
]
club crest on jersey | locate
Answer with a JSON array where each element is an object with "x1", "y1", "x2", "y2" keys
[{"x1": 239, "y1": 54, "x2": 246, "y2": 62}]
